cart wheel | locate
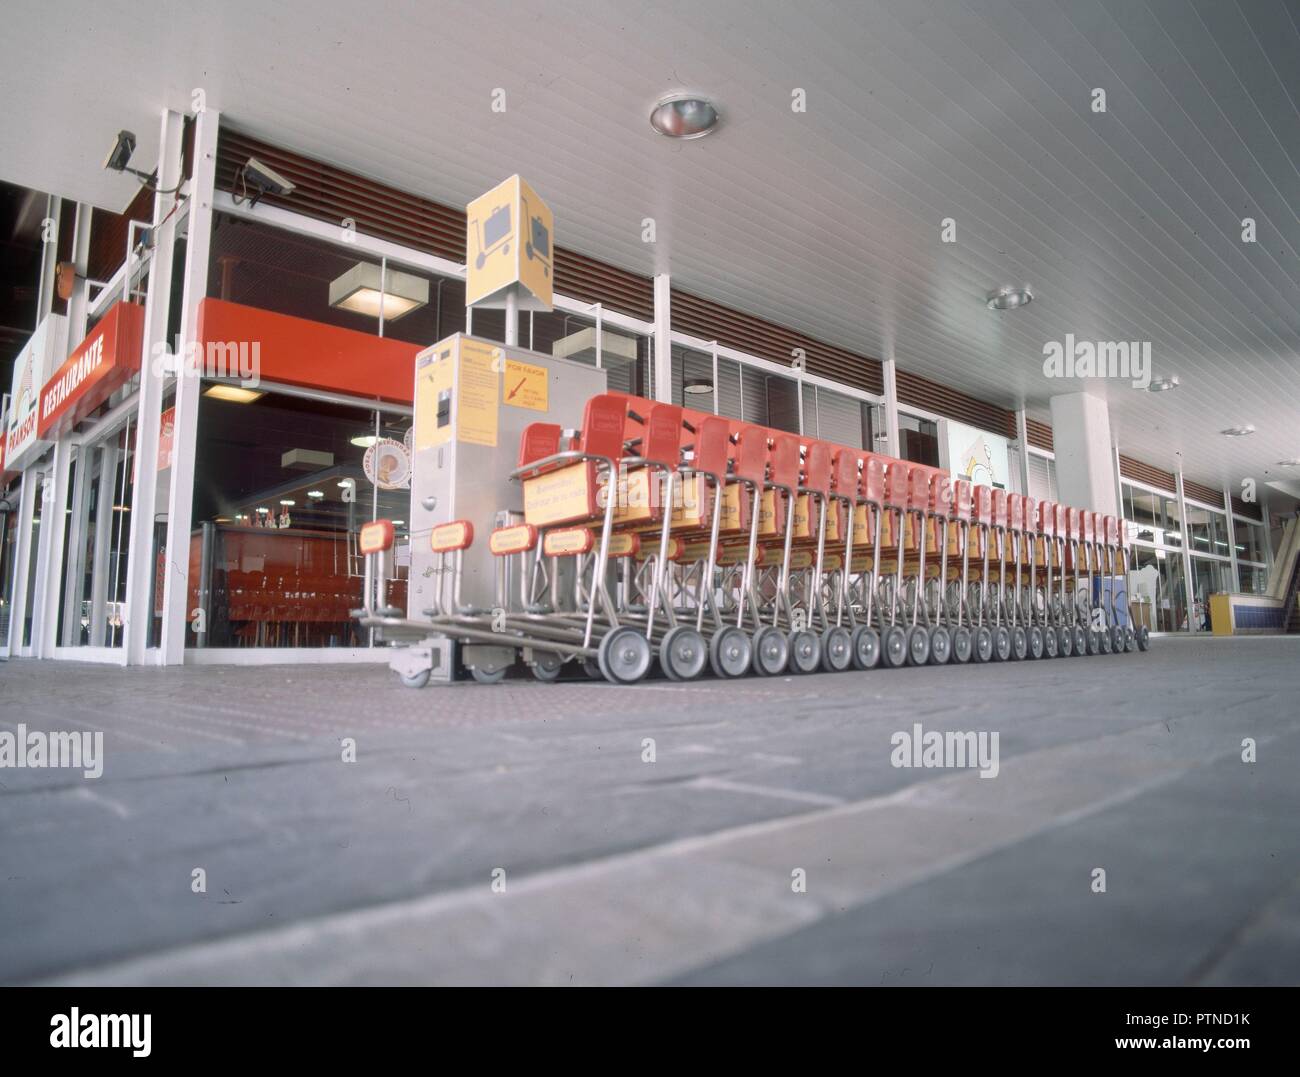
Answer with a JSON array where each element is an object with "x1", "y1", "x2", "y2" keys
[
  {"x1": 851, "y1": 626, "x2": 881, "y2": 670},
  {"x1": 881, "y1": 625, "x2": 908, "y2": 668},
  {"x1": 972, "y1": 626, "x2": 993, "y2": 663},
  {"x1": 660, "y1": 626, "x2": 707, "y2": 682},
  {"x1": 820, "y1": 626, "x2": 853, "y2": 672},
  {"x1": 929, "y1": 626, "x2": 952, "y2": 665},
  {"x1": 906, "y1": 625, "x2": 932, "y2": 666},
  {"x1": 709, "y1": 626, "x2": 752, "y2": 678},
  {"x1": 582, "y1": 657, "x2": 604, "y2": 680},
  {"x1": 530, "y1": 651, "x2": 564, "y2": 682},
  {"x1": 1124, "y1": 627, "x2": 1137, "y2": 653},
  {"x1": 951, "y1": 626, "x2": 973, "y2": 664},
  {"x1": 752, "y1": 626, "x2": 789, "y2": 676},
  {"x1": 1110, "y1": 626, "x2": 1124, "y2": 653},
  {"x1": 1011, "y1": 626, "x2": 1028, "y2": 661},
  {"x1": 1057, "y1": 625, "x2": 1074, "y2": 658},
  {"x1": 993, "y1": 625, "x2": 1012, "y2": 662},
  {"x1": 1027, "y1": 625, "x2": 1044, "y2": 659},
  {"x1": 471, "y1": 665, "x2": 508, "y2": 685},
  {"x1": 399, "y1": 669, "x2": 431, "y2": 689},
  {"x1": 1136, "y1": 626, "x2": 1150, "y2": 651},
  {"x1": 1097, "y1": 627, "x2": 1112, "y2": 654},
  {"x1": 788, "y1": 630, "x2": 822, "y2": 674},
  {"x1": 1043, "y1": 626, "x2": 1058, "y2": 658},
  {"x1": 1072, "y1": 625, "x2": 1088, "y2": 657},
  {"x1": 598, "y1": 627, "x2": 653, "y2": 684}
]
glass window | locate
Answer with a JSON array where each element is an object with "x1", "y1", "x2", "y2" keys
[
  {"x1": 1185, "y1": 505, "x2": 1228, "y2": 555},
  {"x1": 1029, "y1": 454, "x2": 1058, "y2": 505},
  {"x1": 670, "y1": 344, "x2": 714, "y2": 409},
  {"x1": 520, "y1": 310, "x2": 649, "y2": 396},
  {"x1": 22, "y1": 462, "x2": 52, "y2": 648},
  {"x1": 1123, "y1": 483, "x2": 1160, "y2": 538},
  {"x1": 209, "y1": 211, "x2": 464, "y2": 347},
  {"x1": 188, "y1": 388, "x2": 409, "y2": 648},
  {"x1": 1128, "y1": 546, "x2": 1163, "y2": 632},
  {"x1": 808, "y1": 385, "x2": 869, "y2": 449},
  {"x1": 1234, "y1": 520, "x2": 1266, "y2": 565},
  {"x1": 0, "y1": 479, "x2": 19, "y2": 649},
  {"x1": 1237, "y1": 563, "x2": 1267, "y2": 595},
  {"x1": 1161, "y1": 495, "x2": 1183, "y2": 547},
  {"x1": 899, "y1": 412, "x2": 939, "y2": 467}
]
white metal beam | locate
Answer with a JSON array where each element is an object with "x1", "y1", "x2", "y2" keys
[
  {"x1": 35, "y1": 196, "x2": 61, "y2": 325},
  {"x1": 653, "y1": 273, "x2": 671, "y2": 402},
  {"x1": 1174, "y1": 466, "x2": 1197, "y2": 633},
  {"x1": 160, "y1": 108, "x2": 220, "y2": 664},
  {"x1": 5, "y1": 470, "x2": 38, "y2": 654},
  {"x1": 122, "y1": 109, "x2": 185, "y2": 664},
  {"x1": 1014, "y1": 407, "x2": 1031, "y2": 495},
  {"x1": 882, "y1": 358, "x2": 900, "y2": 458}
]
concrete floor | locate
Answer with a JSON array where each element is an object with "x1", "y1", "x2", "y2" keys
[{"x1": 1, "y1": 635, "x2": 1298, "y2": 986}]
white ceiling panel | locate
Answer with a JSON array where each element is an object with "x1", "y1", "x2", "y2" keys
[{"x1": 0, "y1": 0, "x2": 1296, "y2": 492}]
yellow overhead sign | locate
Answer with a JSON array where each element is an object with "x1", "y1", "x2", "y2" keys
[{"x1": 465, "y1": 175, "x2": 553, "y2": 311}]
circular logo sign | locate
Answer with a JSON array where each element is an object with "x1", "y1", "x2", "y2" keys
[{"x1": 363, "y1": 438, "x2": 410, "y2": 490}]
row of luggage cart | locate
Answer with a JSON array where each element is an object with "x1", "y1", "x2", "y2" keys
[{"x1": 356, "y1": 391, "x2": 1149, "y2": 685}]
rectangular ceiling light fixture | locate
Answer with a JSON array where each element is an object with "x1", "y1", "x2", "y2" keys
[
  {"x1": 329, "y1": 262, "x2": 429, "y2": 320},
  {"x1": 204, "y1": 384, "x2": 265, "y2": 403}
]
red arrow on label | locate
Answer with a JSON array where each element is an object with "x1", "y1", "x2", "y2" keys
[{"x1": 507, "y1": 377, "x2": 527, "y2": 401}]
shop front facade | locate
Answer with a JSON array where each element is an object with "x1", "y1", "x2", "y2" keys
[{"x1": 0, "y1": 107, "x2": 1277, "y2": 665}]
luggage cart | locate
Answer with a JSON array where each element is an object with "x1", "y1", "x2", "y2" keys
[
  {"x1": 944, "y1": 478, "x2": 976, "y2": 664},
  {"x1": 967, "y1": 485, "x2": 995, "y2": 663},
  {"x1": 1005, "y1": 493, "x2": 1031, "y2": 660}
]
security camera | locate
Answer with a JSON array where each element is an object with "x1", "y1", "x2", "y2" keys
[
  {"x1": 239, "y1": 157, "x2": 295, "y2": 204},
  {"x1": 103, "y1": 130, "x2": 137, "y2": 172}
]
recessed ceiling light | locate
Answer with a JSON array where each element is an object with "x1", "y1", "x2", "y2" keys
[
  {"x1": 683, "y1": 377, "x2": 714, "y2": 395},
  {"x1": 393, "y1": 520, "x2": 405, "y2": 526},
  {"x1": 279, "y1": 499, "x2": 295, "y2": 506},
  {"x1": 329, "y1": 263, "x2": 429, "y2": 320},
  {"x1": 256, "y1": 507, "x2": 270, "y2": 514},
  {"x1": 1220, "y1": 425, "x2": 1255, "y2": 437},
  {"x1": 307, "y1": 489, "x2": 325, "y2": 498},
  {"x1": 204, "y1": 384, "x2": 264, "y2": 404},
  {"x1": 1146, "y1": 376, "x2": 1179, "y2": 392},
  {"x1": 649, "y1": 94, "x2": 720, "y2": 139},
  {"x1": 337, "y1": 479, "x2": 354, "y2": 488},
  {"x1": 986, "y1": 285, "x2": 1033, "y2": 310},
  {"x1": 350, "y1": 434, "x2": 378, "y2": 448}
]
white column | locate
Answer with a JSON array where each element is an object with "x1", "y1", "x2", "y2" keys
[
  {"x1": 57, "y1": 205, "x2": 96, "y2": 647},
  {"x1": 36, "y1": 196, "x2": 61, "y2": 325},
  {"x1": 36, "y1": 439, "x2": 73, "y2": 656},
  {"x1": 6, "y1": 470, "x2": 38, "y2": 652},
  {"x1": 122, "y1": 109, "x2": 184, "y2": 664},
  {"x1": 653, "y1": 273, "x2": 672, "y2": 402},
  {"x1": 882, "y1": 358, "x2": 900, "y2": 458},
  {"x1": 1222, "y1": 482, "x2": 1239, "y2": 592},
  {"x1": 66, "y1": 204, "x2": 93, "y2": 345},
  {"x1": 160, "y1": 108, "x2": 220, "y2": 665},
  {"x1": 1175, "y1": 467, "x2": 1197, "y2": 633},
  {"x1": 89, "y1": 445, "x2": 118, "y2": 646},
  {"x1": 1048, "y1": 391, "x2": 1119, "y2": 515},
  {"x1": 1014, "y1": 407, "x2": 1031, "y2": 495}
]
